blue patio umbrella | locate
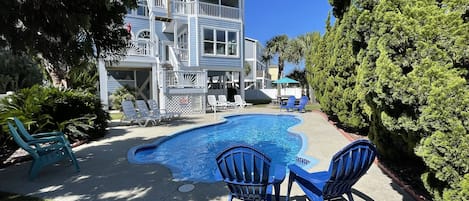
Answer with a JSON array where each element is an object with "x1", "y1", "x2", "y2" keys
[
  {"x1": 273, "y1": 77, "x2": 299, "y2": 84},
  {"x1": 273, "y1": 77, "x2": 299, "y2": 97}
]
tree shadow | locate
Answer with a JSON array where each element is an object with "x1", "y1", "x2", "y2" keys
[{"x1": 0, "y1": 126, "x2": 233, "y2": 201}]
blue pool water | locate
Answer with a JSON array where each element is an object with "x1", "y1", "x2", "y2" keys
[{"x1": 128, "y1": 114, "x2": 305, "y2": 182}]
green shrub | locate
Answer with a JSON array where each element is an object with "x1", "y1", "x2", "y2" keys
[
  {"x1": 0, "y1": 85, "x2": 109, "y2": 143},
  {"x1": 67, "y1": 62, "x2": 99, "y2": 93},
  {"x1": 308, "y1": 0, "x2": 469, "y2": 199},
  {"x1": 109, "y1": 86, "x2": 136, "y2": 110}
]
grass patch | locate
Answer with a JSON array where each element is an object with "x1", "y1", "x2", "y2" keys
[
  {"x1": 0, "y1": 191, "x2": 49, "y2": 201},
  {"x1": 109, "y1": 112, "x2": 122, "y2": 120},
  {"x1": 306, "y1": 103, "x2": 321, "y2": 111}
]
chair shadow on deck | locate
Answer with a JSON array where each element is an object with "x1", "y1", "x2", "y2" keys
[{"x1": 279, "y1": 189, "x2": 373, "y2": 201}]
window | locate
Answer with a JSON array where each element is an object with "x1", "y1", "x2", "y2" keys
[
  {"x1": 137, "y1": 0, "x2": 149, "y2": 16},
  {"x1": 138, "y1": 31, "x2": 150, "y2": 39},
  {"x1": 203, "y1": 29, "x2": 214, "y2": 54},
  {"x1": 203, "y1": 28, "x2": 238, "y2": 56}
]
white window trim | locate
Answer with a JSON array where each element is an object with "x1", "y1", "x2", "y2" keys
[
  {"x1": 137, "y1": 30, "x2": 151, "y2": 39},
  {"x1": 202, "y1": 26, "x2": 239, "y2": 58}
]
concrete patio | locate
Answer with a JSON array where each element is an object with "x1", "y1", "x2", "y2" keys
[{"x1": 0, "y1": 106, "x2": 415, "y2": 201}]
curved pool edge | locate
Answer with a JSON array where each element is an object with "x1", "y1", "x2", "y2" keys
[{"x1": 127, "y1": 113, "x2": 317, "y2": 171}]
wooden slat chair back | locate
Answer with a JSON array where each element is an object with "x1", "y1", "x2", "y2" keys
[{"x1": 216, "y1": 146, "x2": 285, "y2": 201}]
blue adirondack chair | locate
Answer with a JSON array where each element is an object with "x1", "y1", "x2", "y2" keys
[
  {"x1": 216, "y1": 146, "x2": 286, "y2": 201},
  {"x1": 7, "y1": 122, "x2": 80, "y2": 180},
  {"x1": 280, "y1": 96, "x2": 296, "y2": 112},
  {"x1": 286, "y1": 139, "x2": 377, "y2": 201},
  {"x1": 294, "y1": 96, "x2": 309, "y2": 112}
]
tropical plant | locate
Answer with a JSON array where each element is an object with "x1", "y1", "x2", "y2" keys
[
  {"x1": 67, "y1": 61, "x2": 99, "y2": 93},
  {"x1": 110, "y1": 86, "x2": 136, "y2": 110},
  {"x1": 0, "y1": 85, "x2": 109, "y2": 144},
  {"x1": 265, "y1": 35, "x2": 289, "y2": 79}
]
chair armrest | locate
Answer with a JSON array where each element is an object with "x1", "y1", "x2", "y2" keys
[
  {"x1": 269, "y1": 164, "x2": 286, "y2": 184},
  {"x1": 27, "y1": 136, "x2": 66, "y2": 145},
  {"x1": 32, "y1": 131, "x2": 64, "y2": 138},
  {"x1": 288, "y1": 164, "x2": 329, "y2": 184}
]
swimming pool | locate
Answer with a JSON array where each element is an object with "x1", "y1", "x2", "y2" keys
[{"x1": 128, "y1": 114, "x2": 315, "y2": 182}]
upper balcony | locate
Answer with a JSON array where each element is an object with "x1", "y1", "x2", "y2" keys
[
  {"x1": 127, "y1": 40, "x2": 156, "y2": 57},
  {"x1": 154, "y1": 0, "x2": 241, "y2": 20}
]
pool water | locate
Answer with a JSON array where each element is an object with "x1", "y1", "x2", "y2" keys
[{"x1": 129, "y1": 114, "x2": 304, "y2": 182}]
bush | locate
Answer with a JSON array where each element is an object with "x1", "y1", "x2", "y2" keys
[
  {"x1": 109, "y1": 86, "x2": 136, "y2": 110},
  {"x1": 0, "y1": 85, "x2": 109, "y2": 144},
  {"x1": 308, "y1": 0, "x2": 469, "y2": 199}
]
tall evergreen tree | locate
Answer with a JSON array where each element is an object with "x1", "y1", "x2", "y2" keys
[{"x1": 308, "y1": 0, "x2": 469, "y2": 199}]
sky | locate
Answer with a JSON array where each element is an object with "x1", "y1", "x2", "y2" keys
[{"x1": 244, "y1": 0, "x2": 333, "y2": 75}]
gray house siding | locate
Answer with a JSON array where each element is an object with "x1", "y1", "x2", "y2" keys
[
  {"x1": 189, "y1": 17, "x2": 198, "y2": 66},
  {"x1": 125, "y1": 17, "x2": 150, "y2": 36}
]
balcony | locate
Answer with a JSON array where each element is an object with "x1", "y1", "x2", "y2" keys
[
  {"x1": 154, "y1": 0, "x2": 240, "y2": 20},
  {"x1": 127, "y1": 40, "x2": 155, "y2": 56}
]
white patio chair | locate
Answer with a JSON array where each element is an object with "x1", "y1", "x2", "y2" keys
[
  {"x1": 234, "y1": 95, "x2": 253, "y2": 109},
  {"x1": 218, "y1": 95, "x2": 235, "y2": 109},
  {"x1": 121, "y1": 100, "x2": 158, "y2": 127},
  {"x1": 147, "y1": 99, "x2": 181, "y2": 119},
  {"x1": 207, "y1": 95, "x2": 225, "y2": 113}
]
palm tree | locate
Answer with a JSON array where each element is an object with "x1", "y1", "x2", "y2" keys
[
  {"x1": 286, "y1": 32, "x2": 320, "y2": 101},
  {"x1": 265, "y1": 35, "x2": 289, "y2": 79},
  {"x1": 286, "y1": 32, "x2": 320, "y2": 65}
]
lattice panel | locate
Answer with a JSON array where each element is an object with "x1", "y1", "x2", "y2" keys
[{"x1": 165, "y1": 94, "x2": 205, "y2": 115}]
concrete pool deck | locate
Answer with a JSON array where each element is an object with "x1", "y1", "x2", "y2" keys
[{"x1": 0, "y1": 106, "x2": 415, "y2": 201}]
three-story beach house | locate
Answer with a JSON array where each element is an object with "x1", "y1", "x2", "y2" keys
[{"x1": 98, "y1": 0, "x2": 245, "y2": 114}]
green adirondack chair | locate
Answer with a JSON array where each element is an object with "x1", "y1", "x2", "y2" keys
[
  {"x1": 7, "y1": 122, "x2": 80, "y2": 180},
  {"x1": 13, "y1": 117, "x2": 71, "y2": 147}
]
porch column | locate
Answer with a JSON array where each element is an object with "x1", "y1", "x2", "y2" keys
[
  {"x1": 98, "y1": 59, "x2": 108, "y2": 110},
  {"x1": 151, "y1": 62, "x2": 158, "y2": 101},
  {"x1": 240, "y1": 71, "x2": 245, "y2": 99},
  {"x1": 158, "y1": 59, "x2": 166, "y2": 110}
]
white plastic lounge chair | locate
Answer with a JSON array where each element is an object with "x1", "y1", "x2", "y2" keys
[
  {"x1": 234, "y1": 95, "x2": 253, "y2": 109},
  {"x1": 207, "y1": 95, "x2": 225, "y2": 113},
  {"x1": 147, "y1": 99, "x2": 181, "y2": 119},
  {"x1": 218, "y1": 95, "x2": 235, "y2": 109},
  {"x1": 121, "y1": 100, "x2": 158, "y2": 127},
  {"x1": 135, "y1": 100, "x2": 166, "y2": 123}
]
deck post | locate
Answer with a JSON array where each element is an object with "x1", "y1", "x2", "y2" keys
[{"x1": 98, "y1": 59, "x2": 108, "y2": 110}]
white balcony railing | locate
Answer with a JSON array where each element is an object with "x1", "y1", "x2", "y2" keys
[
  {"x1": 164, "y1": 71, "x2": 207, "y2": 88},
  {"x1": 155, "y1": 0, "x2": 165, "y2": 8},
  {"x1": 175, "y1": 48, "x2": 188, "y2": 61},
  {"x1": 154, "y1": 1, "x2": 240, "y2": 20},
  {"x1": 174, "y1": 1, "x2": 195, "y2": 15},
  {"x1": 127, "y1": 40, "x2": 155, "y2": 56},
  {"x1": 198, "y1": 2, "x2": 239, "y2": 19}
]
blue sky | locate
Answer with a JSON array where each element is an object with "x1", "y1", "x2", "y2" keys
[{"x1": 245, "y1": 0, "x2": 332, "y2": 75}]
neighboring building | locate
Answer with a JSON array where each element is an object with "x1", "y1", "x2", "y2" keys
[
  {"x1": 243, "y1": 37, "x2": 271, "y2": 89},
  {"x1": 98, "y1": 0, "x2": 245, "y2": 114},
  {"x1": 268, "y1": 65, "x2": 279, "y2": 82}
]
